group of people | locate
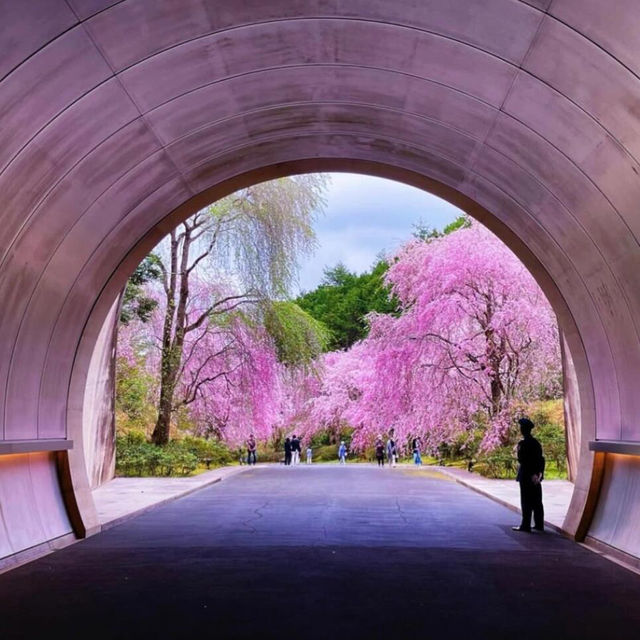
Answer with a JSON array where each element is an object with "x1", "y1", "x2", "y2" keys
[
  {"x1": 243, "y1": 417, "x2": 545, "y2": 533},
  {"x1": 244, "y1": 433, "x2": 314, "y2": 466},
  {"x1": 284, "y1": 434, "x2": 313, "y2": 465},
  {"x1": 373, "y1": 431, "x2": 422, "y2": 468}
]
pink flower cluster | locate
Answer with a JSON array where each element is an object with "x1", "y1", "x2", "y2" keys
[
  {"x1": 287, "y1": 223, "x2": 561, "y2": 453},
  {"x1": 118, "y1": 222, "x2": 561, "y2": 454}
]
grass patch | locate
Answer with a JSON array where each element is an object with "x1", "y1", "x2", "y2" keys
[{"x1": 400, "y1": 468, "x2": 454, "y2": 481}]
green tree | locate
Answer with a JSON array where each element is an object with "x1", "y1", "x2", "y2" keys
[
  {"x1": 412, "y1": 214, "x2": 471, "y2": 241},
  {"x1": 150, "y1": 175, "x2": 327, "y2": 445},
  {"x1": 264, "y1": 301, "x2": 330, "y2": 367},
  {"x1": 296, "y1": 260, "x2": 398, "y2": 350},
  {"x1": 120, "y1": 254, "x2": 162, "y2": 325},
  {"x1": 115, "y1": 357, "x2": 157, "y2": 432}
]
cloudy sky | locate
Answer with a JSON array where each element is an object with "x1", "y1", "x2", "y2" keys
[{"x1": 294, "y1": 173, "x2": 464, "y2": 295}]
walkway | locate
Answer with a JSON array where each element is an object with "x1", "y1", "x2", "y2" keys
[
  {"x1": 431, "y1": 465, "x2": 574, "y2": 531},
  {"x1": 3, "y1": 465, "x2": 640, "y2": 639},
  {"x1": 93, "y1": 464, "x2": 249, "y2": 529},
  {"x1": 92, "y1": 463, "x2": 573, "y2": 532}
]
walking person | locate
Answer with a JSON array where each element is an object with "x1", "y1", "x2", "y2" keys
[
  {"x1": 338, "y1": 440, "x2": 347, "y2": 464},
  {"x1": 284, "y1": 436, "x2": 292, "y2": 466},
  {"x1": 291, "y1": 434, "x2": 301, "y2": 465},
  {"x1": 386, "y1": 432, "x2": 397, "y2": 468},
  {"x1": 306, "y1": 445, "x2": 313, "y2": 464},
  {"x1": 512, "y1": 417, "x2": 545, "y2": 533},
  {"x1": 412, "y1": 436, "x2": 422, "y2": 466},
  {"x1": 246, "y1": 433, "x2": 257, "y2": 466},
  {"x1": 375, "y1": 435, "x2": 385, "y2": 467}
]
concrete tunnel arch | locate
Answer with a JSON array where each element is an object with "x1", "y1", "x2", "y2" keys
[{"x1": 0, "y1": 0, "x2": 639, "y2": 566}]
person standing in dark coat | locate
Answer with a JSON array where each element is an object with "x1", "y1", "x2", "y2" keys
[
  {"x1": 386, "y1": 432, "x2": 397, "y2": 468},
  {"x1": 284, "y1": 437, "x2": 292, "y2": 466},
  {"x1": 375, "y1": 435, "x2": 385, "y2": 467},
  {"x1": 512, "y1": 417, "x2": 545, "y2": 532}
]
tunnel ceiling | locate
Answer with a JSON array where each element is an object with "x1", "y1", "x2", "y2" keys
[{"x1": 1, "y1": 0, "x2": 640, "y2": 449}]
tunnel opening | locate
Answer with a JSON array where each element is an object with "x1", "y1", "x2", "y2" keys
[
  {"x1": 74, "y1": 166, "x2": 588, "y2": 548},
  {"x1": 2, "y1": 0, "x2": 639, "y2": 576},
  {"x1": 106, "y1": 172, "x2": 570, "y2": 479}
]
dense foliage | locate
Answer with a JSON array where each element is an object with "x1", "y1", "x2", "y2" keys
[
  {"x1": 289, "y1": 221, "x2": 561, "y2": 454},
  {"x1": 120, "y1": 254, "x2": 163, "y2": 325},
  {"x1": 264, "y1": 301, "x2": 330, "y2": 367},
  {"x1": 296, "y1": 261, "x2": 398, "y2": 350},
  {"x1": 116, "y1": 198, "x2": 564, "y2": 478},
  {"x1": 116, "y1": 431, "x2": 233, "y2": 476}
]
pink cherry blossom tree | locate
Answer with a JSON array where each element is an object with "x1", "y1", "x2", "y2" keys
[
  {"x1": 298, "y1": 222, "x2": 561, "y2": 453},
  {"x1": 147, "y1": 175, "x2": 326, "y2": 445},
  {"x1": 118, "y1": 276, "x2": 285, "y2": 446}
]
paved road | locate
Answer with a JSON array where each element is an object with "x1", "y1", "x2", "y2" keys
[{"x1": 2, "y1": 466, "x2": 639, "y2": 639}]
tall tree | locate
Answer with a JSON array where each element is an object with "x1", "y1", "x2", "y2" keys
[
  {"x1": 120, "y1": 253, "x2": 163, "y2": 325},
  {"x1": 293, "y1": 222, "x2": 561, "y2": 452},
  {"x1": 117, "y1": 279, "x2": 282, "y2": 444},
  {"x1": 296, "y1": 260, "x2": 398, "y2": 350},
  {"x1": 149, "y1": 175, "x2": 327, "y2": 444},
  {"x1": 411, "y1": 214, "x2": 471, "y2": 241}
]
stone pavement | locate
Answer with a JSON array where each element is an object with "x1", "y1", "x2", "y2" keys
[{"x1": 3, "y1": 465, "x2": 639, "y2": 639}]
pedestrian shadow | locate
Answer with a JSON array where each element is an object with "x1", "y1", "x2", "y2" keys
[{"x1": 501, "y1": 524, "x2": 557, "y2": 541}]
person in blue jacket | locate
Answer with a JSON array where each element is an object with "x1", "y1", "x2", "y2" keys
[{"x1": 338, "y1": 441, "x2": 347, "y2": 464}]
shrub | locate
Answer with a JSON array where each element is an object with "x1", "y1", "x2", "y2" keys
[
  {"x1": 116, "y1": 434, "x2": 230, "y2": 477},
  {"x1": 481, "y1": 449, "x2": 517, "y2": 479},
  {"x1": 182, "y1": 436, "x2": 234, "y2": 467},
  {"x1": 254, "y1": 448, "x2": 282, "y2": 463},
  {"x1": 529, "y1": 403, "x2": 567, "y2": 475},
  {"x1": 313, "y1": 444, "x2": 342, "y2": 461}
]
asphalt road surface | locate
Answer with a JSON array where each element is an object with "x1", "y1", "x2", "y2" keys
[{"x1": 2, "y1": 465, "x2": 639, "y2": 639}]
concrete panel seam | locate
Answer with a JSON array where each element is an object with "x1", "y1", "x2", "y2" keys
[{"x1": 85, "y1": 15, "x2": 539, "y2": 75}]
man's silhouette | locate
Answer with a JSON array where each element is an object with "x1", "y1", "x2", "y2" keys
[{"x1": 512, "y1": 417, "x2": 545, "y2": 533}]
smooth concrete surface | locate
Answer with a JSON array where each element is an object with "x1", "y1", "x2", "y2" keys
[
  {"x1": 588, "y1": 454, "x2": 640, "y2": 559},
  {"x1": 0, "y1": 453, "x2": 72, "y2": 559},
  {"x1": 1, "y1": 0, "x2": 640, "y2": 559},
  {"x1": 93, "y1": 464, "x2": 250, "y2": 529},
  {"x1": 434, "y1": 466, "x2": 573, "y2": 532},
  {"x1": 561, "y1": 329, "x2": 581, "y2": 482},
  {"x1": 2, "y1": 466, "x2": 640, "y2": 640},
  {"x1": 83, "y1": 295, "x2": 119, "y2": 489},
  {"x1": 92, "y1": 463, "x2": 572, "y2": 531}
]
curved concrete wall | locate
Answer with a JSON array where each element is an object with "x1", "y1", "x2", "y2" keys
[
  {"x1": 0, "y1": 1, "x2": 639, "y2": 559},
  {"x1": 82, "y1": 295, "x2": 119, "y2": 490},
  {"x1": 561, "y1": 330, "x2": 581, "y2": 483},
  {"x1": 0, "y1": 453, "x2": 73, "y2": 568}
]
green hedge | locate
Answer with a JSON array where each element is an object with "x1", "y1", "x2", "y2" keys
[{"x1": 116, "y1": 432, "x2": 233, "y2": 477}]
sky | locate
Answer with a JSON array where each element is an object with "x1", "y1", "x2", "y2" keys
[{"x1": 294, "y1": 173, "x2": 464, "y2": 295}]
